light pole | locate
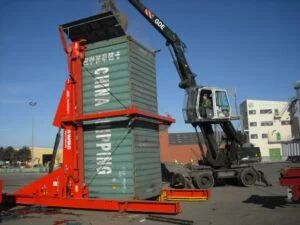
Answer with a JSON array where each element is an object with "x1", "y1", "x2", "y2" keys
[{"x1": 29, "y1": 101, "x2": 37, "y2": 167}]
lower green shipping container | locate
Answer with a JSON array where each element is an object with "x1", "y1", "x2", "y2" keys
[{"x1": 83, "y1": 118, "x2": 162, "y2": 200}]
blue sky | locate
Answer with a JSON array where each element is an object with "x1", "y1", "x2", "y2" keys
[{"x1": 0, "y1": 0, "x2": 299, "y2": 147}]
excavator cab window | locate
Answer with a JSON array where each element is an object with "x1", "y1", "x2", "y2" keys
[
  {"x1": 183, "y1": 88, "x2": 232, "y2": 123},
  {"x1": 194, "y1": 88, "x2": 231, "y2": 121},
  {"x1": 182, "y1": 88, "x2": 198, "y2": 123},
  {"x1": 215, "y1": 90, "x2": 230, "y2": 118},
  {"x1": 199, "y1": 90, "x2": 213, "y2": 119}
]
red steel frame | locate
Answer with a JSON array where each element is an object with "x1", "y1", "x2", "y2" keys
[
  {"x1": 0, "y1": 28, "x2": 181, "y2": 214},
  {"x1": 160, "y1": 189, "x2": 212, "y2": 201},
  {"x1": 0, "y1": 27, "x2": 213, "y2": 214},
  {"x1": 2, "y1": 194, "x2": 180, "y2": 214},
  {"x1": 279, "y1": 167, "x2": 300, "y2": 201}
]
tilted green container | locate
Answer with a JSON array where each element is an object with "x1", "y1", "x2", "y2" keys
[
  {"x1": 82, "y1": 35, "x2": 158, "y2": 114},
  {"x1": 82, "y1": 36, "x2": 162, "y2": 200}
]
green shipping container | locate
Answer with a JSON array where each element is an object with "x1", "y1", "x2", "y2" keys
[
  {"x1": 82, "y1": 36, "x2": 162, "y2": 200},
  {"x1": 82, "y1": 35, "x2": 158, "y2": 114},
  {"x1": 84, "y1": 118, "x2": 162, "y2": 200}
]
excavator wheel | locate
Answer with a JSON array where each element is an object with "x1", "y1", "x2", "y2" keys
[
  {"x1": 238, "y1": 167, "x2": 258, "y2": 187},
  {"x1": 193, "y1": 172, "x2": 214, "y2": 189},
  {"x1": 170, "y1": 173, "x2": 186, "y2": 189}
]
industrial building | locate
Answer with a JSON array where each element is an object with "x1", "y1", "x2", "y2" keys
[
  {"x1": 32, "y1": 147, "x2": 62, "y2": 166},
  {"x1": 160, "y1": 125, "x2": 204, "y2": 164},
  {"x1": 240, "y1": 99, "x2": 292, "y2": 161}
]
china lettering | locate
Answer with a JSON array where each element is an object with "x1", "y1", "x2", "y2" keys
[
  {"x1": 83, "y1": 51, "x2": 121, "y2": 66},
  {"x1": 94, "y1": 67, "x2": 110, "y2": 107}
]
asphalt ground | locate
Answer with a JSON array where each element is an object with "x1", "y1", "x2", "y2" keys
[{"x1": 0, "y1": 162, "x2": 299, "y2": 225}]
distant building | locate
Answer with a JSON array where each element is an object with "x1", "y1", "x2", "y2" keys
[
  {"x1": 32, "y1": 147, "x2": 62, "y2": 166},
  {"x1": 159, "y1": 125, "x2": 238, "y2": 164},
  {"x1": 240, "y1": 99, "x2": 291, "y2": 161},
  {"x1": 159, "y1": 125, "x2": 205, "y2": 164}
]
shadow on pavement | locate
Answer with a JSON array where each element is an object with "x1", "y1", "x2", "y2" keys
[
  {"x1": 243, "y1": 195, "x2": 288, "y2": 209},
  {"x1": 0, "y1": 205, "x2": 81, "y2": 224}
]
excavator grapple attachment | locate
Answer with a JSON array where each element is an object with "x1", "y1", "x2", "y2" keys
[{"x1": 61, "y1": 11, "x2": 126, "y2": 44}]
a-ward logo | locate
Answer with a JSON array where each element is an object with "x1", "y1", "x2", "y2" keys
[{"x1": 65, "y1": 129, "x2": 72, "y2": 150}]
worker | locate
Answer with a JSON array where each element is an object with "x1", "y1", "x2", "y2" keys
[{"x1": 200, "y1": 94, "x2": 212, "y2": 117}]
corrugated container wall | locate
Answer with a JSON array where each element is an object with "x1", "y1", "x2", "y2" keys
[
  {"x1": 282, "y1": 141, "x2": 300, "y2": 157},
  {"x1": 82, "y1": 36, "x2": 157, "y2": 114},
  {"x1": 82, "y1": 36, "x2": 162, "y2": 200}
]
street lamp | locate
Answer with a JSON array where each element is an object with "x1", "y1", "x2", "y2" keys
[{"x1": 29, "y1": 101, "x2": 37, "y2": 167}]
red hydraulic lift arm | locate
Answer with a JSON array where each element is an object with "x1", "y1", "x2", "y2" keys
[{"x1": 60, "y1": 105, "x2": 175, "y2": 125}]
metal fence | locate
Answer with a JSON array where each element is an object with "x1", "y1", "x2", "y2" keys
[{"x1": 0, "y1": 167, "x2": 48, "y2": 174}]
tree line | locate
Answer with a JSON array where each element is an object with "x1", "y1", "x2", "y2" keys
[{"x1": 0, "y1": 146, "x2": 31, "y2": 163}]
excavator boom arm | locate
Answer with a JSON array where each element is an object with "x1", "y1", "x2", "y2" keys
[{"x1": 128, "y1": 0, "x2": 197, "y2": 89}]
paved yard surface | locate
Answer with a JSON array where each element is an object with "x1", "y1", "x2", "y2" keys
[{"x1": 0, "y1": 162, "x2": 299, "y2": 225}]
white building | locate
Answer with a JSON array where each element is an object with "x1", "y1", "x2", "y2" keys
[{"x1": 240, "y1": 99, "x2": 291, "y2": 162}]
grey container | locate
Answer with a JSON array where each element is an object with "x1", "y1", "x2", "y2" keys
[
  {"x1": 82, "y1": 36, "x2": 162, "y2": 200},
  {"x1": 82, "y1": 35, "x2": 158, "y2": 114},
  {"x1": 282, "y1": 141, "x2": 300, "y2": 157}
]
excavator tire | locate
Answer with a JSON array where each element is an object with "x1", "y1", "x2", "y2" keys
[
  {"x1": 238, "y1": 167, "x2": 257, "y2": 187},
  {"x1": 170, "y1": 173, "x2": 186, "y2": 189},
  {"x1": 193, "y1": 172, "x2": 214, "y2": 189}
]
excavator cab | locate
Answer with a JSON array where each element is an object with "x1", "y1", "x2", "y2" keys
[{"x1": 183, "y1": 87, "x2": 231, "y2": 123}]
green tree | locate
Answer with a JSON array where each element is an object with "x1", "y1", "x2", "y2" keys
[
  {"x1": 16, "y1": 146, "x2": 31, "y2": 162},
  {"x1": 2, "y1": 146, "x2": 16, "y2": 162},
  {"x1": 0, "y1": 147, "x2": 4, "y2": 165},
  {"x1": 0, "y1": 147, "x2": 4, "y2": 161}
]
